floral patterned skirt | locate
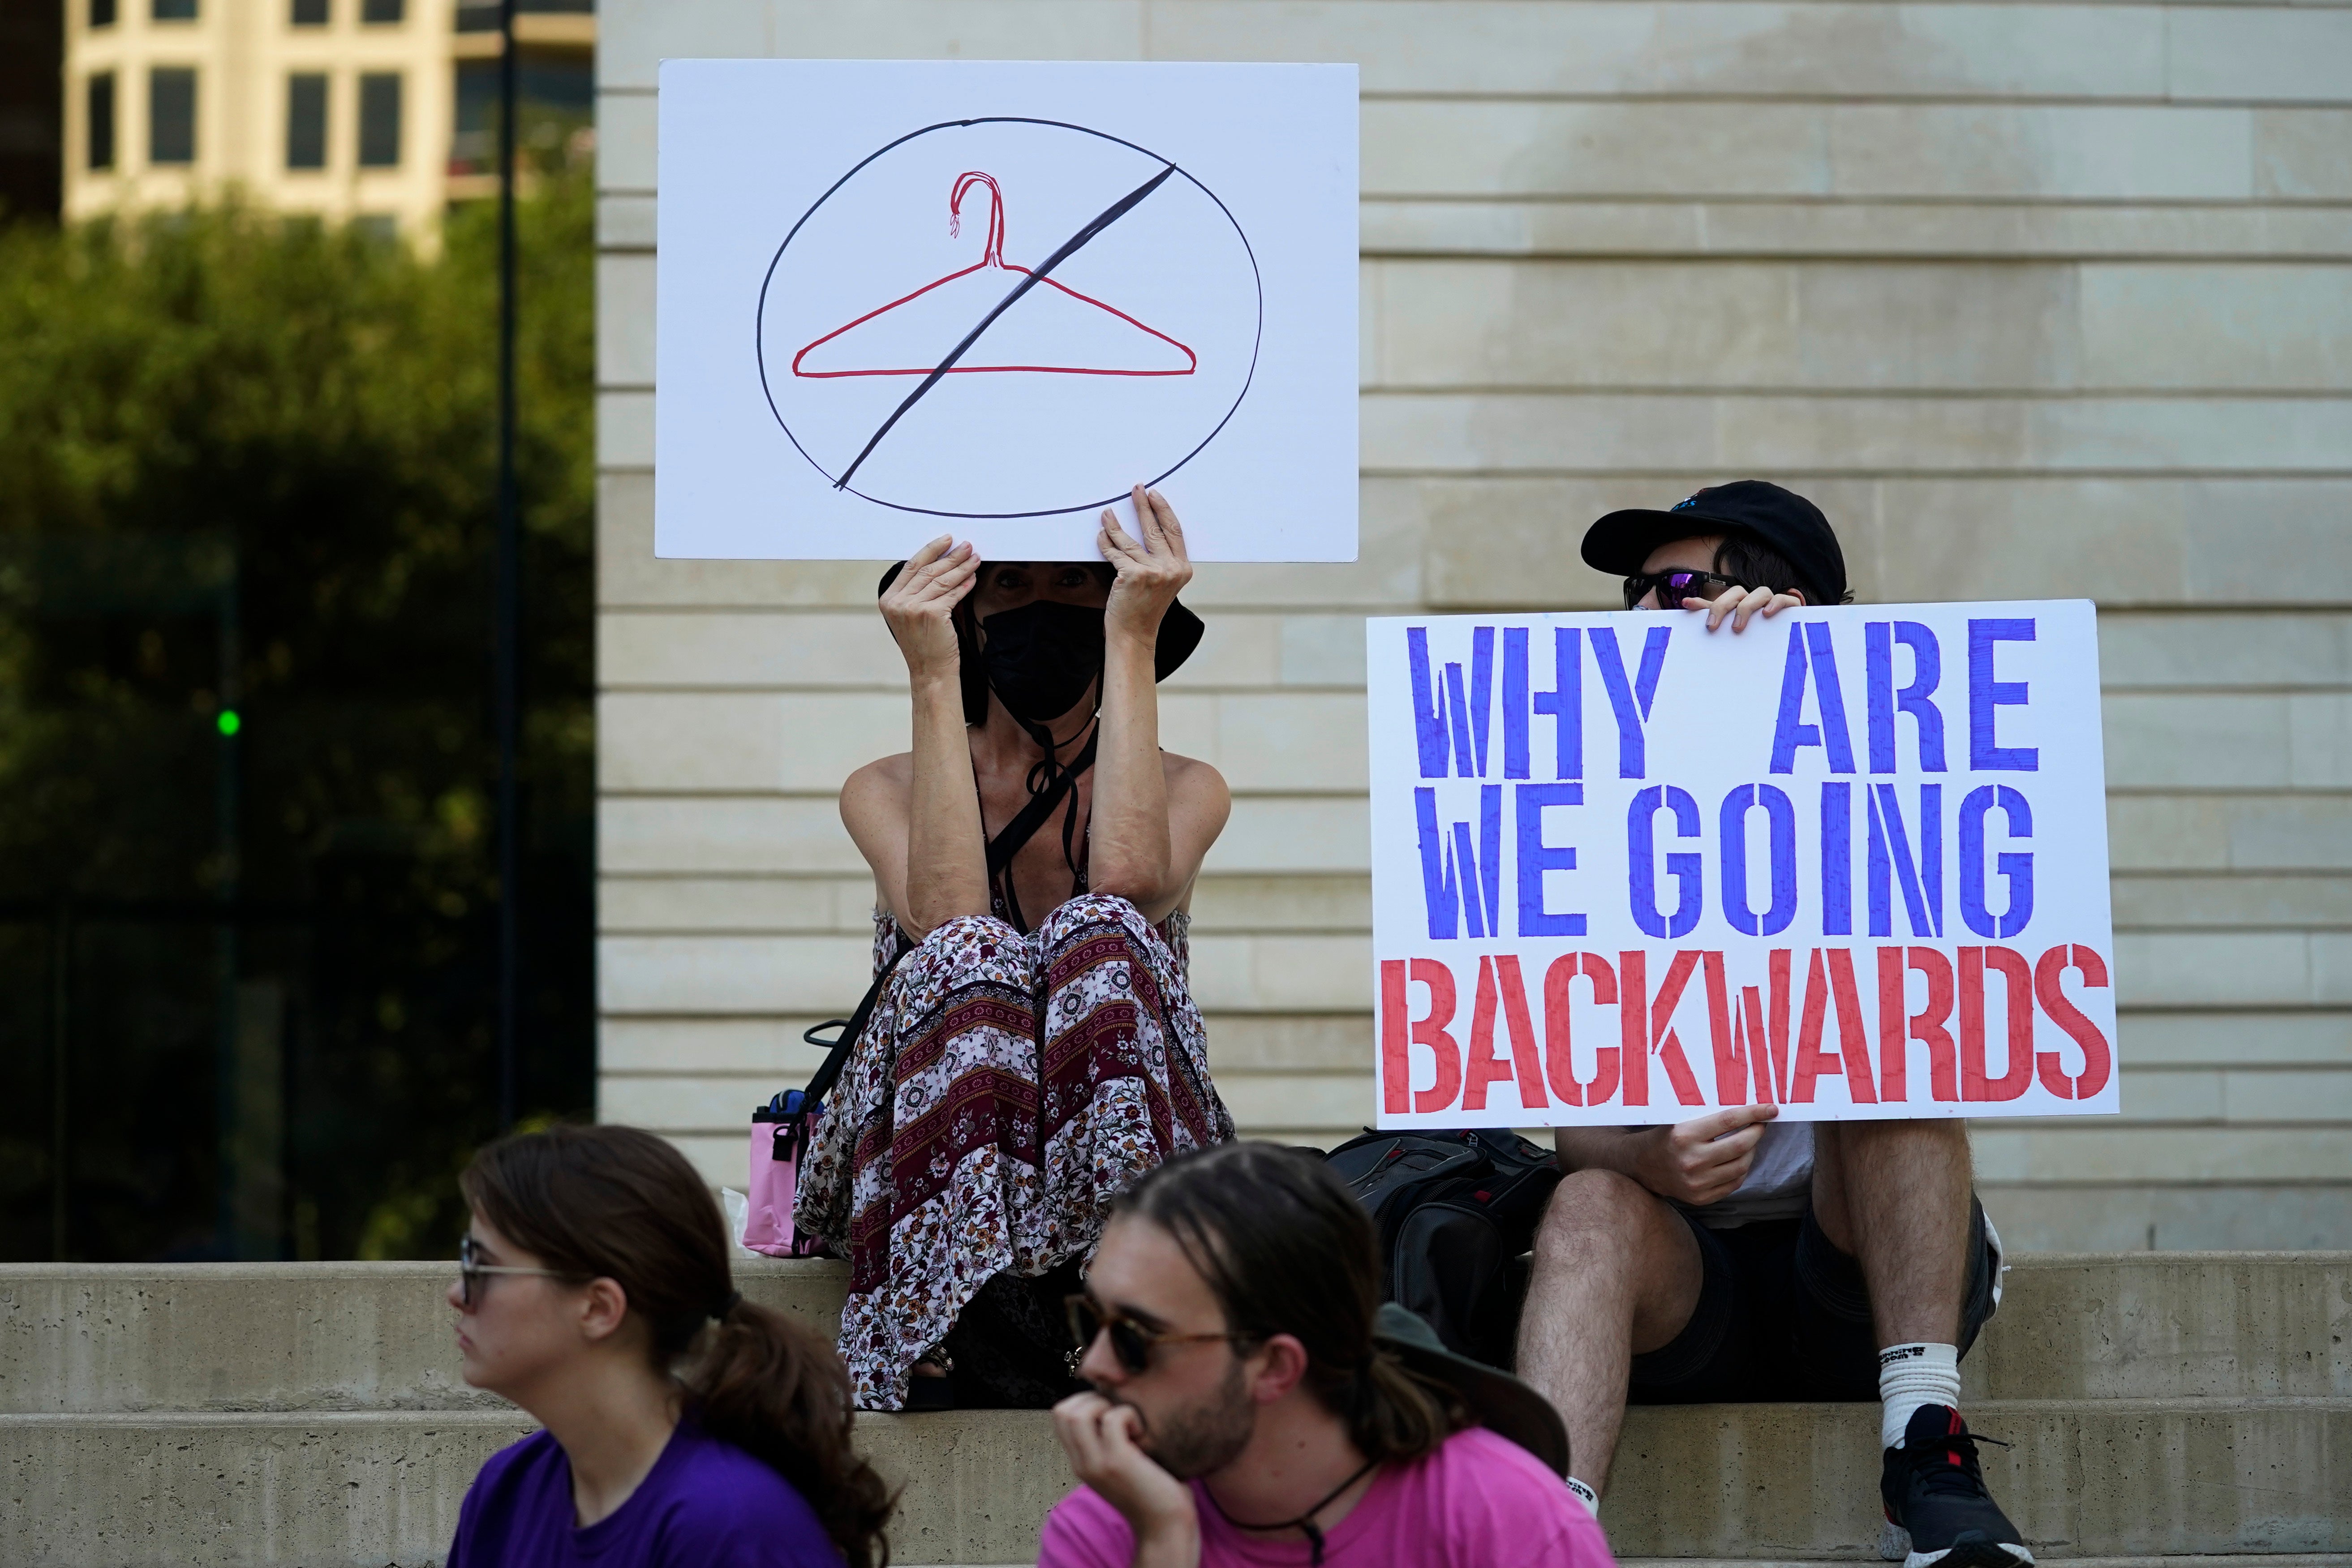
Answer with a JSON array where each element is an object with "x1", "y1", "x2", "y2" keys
[{"x1": 793, "y1": 892, "x2": 1234, "y2": 1409}]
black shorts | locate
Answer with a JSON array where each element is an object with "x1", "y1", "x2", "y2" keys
[{"x1": 1625, "y1": 1197, "x2": 1998, "y2": 1405}]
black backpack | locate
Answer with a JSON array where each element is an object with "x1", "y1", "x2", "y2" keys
[{"x1": 1324, "y1": 1128, "x2": 1563, "y2": 1370}]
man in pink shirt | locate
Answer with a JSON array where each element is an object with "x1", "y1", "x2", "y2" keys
[{"x1": 1041, "y1": 1142, "x2": 1613, "y2": 1568}]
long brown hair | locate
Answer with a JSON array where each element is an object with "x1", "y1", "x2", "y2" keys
[
  {"x1": 461, "y1": 1123, "x2": 894, "y2": 1567},
  {"x1": 1112, "y1": 1141, "x2": 1469, "y2": 1464}
]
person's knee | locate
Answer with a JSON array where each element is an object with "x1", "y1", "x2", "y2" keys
[
  {"x1": 1036, "y1": 890, "x2": 1146, "y2": 943},
  {"x1": 1534, "y1": 1168, "x2": 1660, "y2": 1266}
]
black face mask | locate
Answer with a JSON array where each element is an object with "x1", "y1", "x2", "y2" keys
[{"x1": 979, "y1": 600, "x2": 1105, "y2": 725}]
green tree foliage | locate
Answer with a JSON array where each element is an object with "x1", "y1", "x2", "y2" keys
[{"x1": 0, "y1": 171, "x2": 593, "y2": 1262}]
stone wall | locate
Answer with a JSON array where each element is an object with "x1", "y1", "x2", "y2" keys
[{"x1": 594, "y1": 0, "x2": 2352, "y2": 1250}]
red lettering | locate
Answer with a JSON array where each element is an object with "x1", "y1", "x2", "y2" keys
[
  {"x1": 1380, "y1": 960, "x2": 1410, "y2": 1113},
  {"x1": 1960, "y1": 946, "x2": 2034, "y2": 1101},
  {"x1": 1828, "y1": 949, "x2": 1877, "y2": 1104},
  {"x1": 1542, "y1": 953, "x2": 1619, "y2": 1107},
  {"x1": 1740, "y1": 985, "x2": 1776, "y2": 1105},
  {"x1": 1408, "y1": 958, "x2": 1462, "y2": 1114},
  {"x1": 2034, "y1": 944, "x2": 2112, "y2": 1100},
  {"x1": 1618, "y1": 950, "x2": 1707, "y2": 1108},
  {"x1": 1463, "y1": 958, "x2": 1520, "y2": 1112},
  {"x1": 1702, "y1": 953, "x2": 1746, "y2": 1106},
  {"x1": 1490, "y1": 956, "x2": 1550, "y2": 1111},
  {"x1": 1880, "y1": 947, "x2": 1958, "y2": 1103}
]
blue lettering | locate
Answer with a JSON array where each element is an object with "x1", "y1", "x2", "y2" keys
[
  {"x1": 1590, "y1": 624, "x2": 1671, "y2": 779},
  {"x1": 1414, "y1": 785, "x2": 1503, "y2": 940},
  {"x1": 1866, "y1": 621, "x2": 1946, "y2": 773},
  {"x1": 1959, "y1": 785, "x2": 2034, "y2": 939},
  {"x1": 1719, "y1": 784, "x2": 1798, "y2": 937},
  {"x1": 1768, "y1": 622, "x2": 1858, "y2": 774},
  {"x1": 1502, "y1": 628, "x2": 1530, "y2": 780},
  {"x1": 1867, "y1": 783, "x2": 1944, "y2": 939},
  {"x1": 1532, "y1": 627, "x2": 1582, "y2": 782},
  {"x1": 1968, "y1": 619, "x2": 2038, "y2": 772},
  {"x1": 1628, "y1": 784, "x2": 1703, "y2": 940},
  {"x1": 1821, "y1": 781, "x2": 1853, "y2": 937},
  {"x1": 1515, "y1": 782, "x2": 1586, "y2": 937}
]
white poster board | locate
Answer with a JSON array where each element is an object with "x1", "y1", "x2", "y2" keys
[
  {"x1": 654, "y1": 60, "x2": 1359, "y2": 563},
  {"x1": 1366, "y1": 604, "x2": 2120, "y2": 1127}
]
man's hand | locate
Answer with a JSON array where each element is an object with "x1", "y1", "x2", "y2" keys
[
  {"x1": 1682, "y1": 582, "x2": 1803, "y2": 633},
  {"x1": 1099, "y1": 486, "x2": 1192, "y2": 652},
  {"x1": 1053, "y1": 1392, "x2": 1200, "y2": 1568},
  {"x1": 1632, "y1": 1104, "x2": 1780, "y2": 1205},
  {"x1": 878, "y1": 534, "x2": 976, "y2": 681}
]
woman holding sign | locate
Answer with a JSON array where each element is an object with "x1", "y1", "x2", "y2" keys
[{"x1": 798, "y1": 486, "x2": 1237, "y2": 1411}]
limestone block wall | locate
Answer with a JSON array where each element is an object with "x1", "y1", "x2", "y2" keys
[{"x1": 595, "y1": 0, "x2": 2352, "y2": 1251}]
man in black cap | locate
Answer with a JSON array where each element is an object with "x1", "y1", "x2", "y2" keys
[
  {"x1": 1045, "y1": 1142, "x2": 1610, "y2": 1568},
  {"x1": 1514, "y1": 481, "x2": 2029, "y2": 1568}
]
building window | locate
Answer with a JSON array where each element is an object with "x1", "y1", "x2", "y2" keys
[
  {"x1": 87, "y1": 73, "x2": 116, "y2": 169},
  {"x1": 357, "y1": 73, "x2": 400, "y2": 167},
  {"x1": 291, "y1": 0, "x2": 327, "y2": 24},
  {"x1": 286, "y1": 74, "x2": 327, "y2": 169},
  {"x1": 150, "y1": 68, "x2": 196, "y2": 164},
  {"x1": 152, "y1": 0, "x2": 197, "y2": 18},
  {"x1": 91, "y1": 0, "x2": 118, "y2": 27},
  {"x1": 360, "y1": 0, "x2": 402, "y2": 21}
]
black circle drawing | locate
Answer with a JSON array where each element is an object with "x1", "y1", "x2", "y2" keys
[{"x1": 755, "y1": 117, "x2": 1263, "y2": 521}]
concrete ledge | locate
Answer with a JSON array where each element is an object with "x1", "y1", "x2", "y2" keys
[
  {"x1": 10, "y1": 1255, "x2": 2345, "y2": 1412},
  {"x1": 8, "y1": 1400, "x2": 2346, "y2": 1566}
]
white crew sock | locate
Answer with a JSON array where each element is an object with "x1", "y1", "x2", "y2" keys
[
  {"x1": 1878, "y1": 1342, "x2": 1962, "y2": 1451},
  {"x1": 1564, "y1": 1476, "x2": 1600, "y2": 1519}
]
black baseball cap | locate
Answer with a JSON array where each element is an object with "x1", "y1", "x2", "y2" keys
[{"x1": 1582, "y1": 480, "x2": 1848, "y2": 606}]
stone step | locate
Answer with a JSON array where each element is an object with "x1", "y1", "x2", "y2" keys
[
  {"x1": 7, "y1": 1399, "x2": 2347, "y2": 1566},
  {"x1": 4, "y1": 1254, "x2": 2344, "y2": 1414}
]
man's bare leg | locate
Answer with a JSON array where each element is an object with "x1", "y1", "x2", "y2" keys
[
  {"x1": 1514, "y1": 1169, "x2": 1705, "y2": 1495},
  {"x1": 1811, "y1": 1118, "x2": 1972, "y2": 1345}
]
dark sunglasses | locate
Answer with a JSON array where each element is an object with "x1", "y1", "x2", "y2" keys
[
  {"x1": 1623, "y1": 567, "x2": 1745, "y2": 610},
  {"x1": 1064, "y1": 1293, "x2": 1255, "y2": 1376},
  {"x1": 456, "y1": 1234, "x2": 581, "y2": 1309}
]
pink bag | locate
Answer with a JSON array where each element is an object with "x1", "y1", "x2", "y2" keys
[{"x1": 742, "y1": 1098, "x2": 813, "y2": 1257}]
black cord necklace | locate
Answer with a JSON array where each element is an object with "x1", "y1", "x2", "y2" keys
[{"x1": 1200, "y1": 1456, "x2": 1380, "y2": 1565}]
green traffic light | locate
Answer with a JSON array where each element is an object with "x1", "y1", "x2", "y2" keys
[{"x1": 217, "y1": 709, "x2": 241, "y2": 737}]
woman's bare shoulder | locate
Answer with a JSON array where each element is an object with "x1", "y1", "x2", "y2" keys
[
  {"x1": 841, "y1": 753, "x2": 914, "y2": 818},
  {"x1": 1159, "y1": 750, "x2": 1229, "y2": 799}
]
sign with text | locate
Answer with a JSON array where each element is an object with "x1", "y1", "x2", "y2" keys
[{"x1": 1367, "y1": 604, "x2": 2118, "y2": 1127}]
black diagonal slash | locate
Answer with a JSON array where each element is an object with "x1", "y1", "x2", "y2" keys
[{"x1": 833, "y1": 163, "x2": 1179, "y2": 490}]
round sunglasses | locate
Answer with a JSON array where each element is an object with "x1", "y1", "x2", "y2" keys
[
  {"x1": 1622, "y1": 567, "x2": 1747, "y2": 610},
  {"x1": 1064, "y1": 1293, "x2": 1256, "y2": 1376}
]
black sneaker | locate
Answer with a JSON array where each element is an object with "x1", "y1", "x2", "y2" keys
[{"x1": 1879, "y1": 1405, "x2": 2034, "y2": 1568}]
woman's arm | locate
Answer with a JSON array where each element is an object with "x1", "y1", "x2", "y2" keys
[
  {"x1": 1089, "y1": 488, "x2": 1228, "y2": 921},
  {"x1": 846, "y1": 535, "x2": 991, "y2": 941}
]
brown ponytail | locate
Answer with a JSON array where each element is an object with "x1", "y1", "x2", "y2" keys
[{"x1": 461, "y1": 1124, "x2": 895, "y2": 1567}]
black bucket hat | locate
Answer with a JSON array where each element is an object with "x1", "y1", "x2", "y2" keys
[
  {"x1": 1582, "y1": 479, "x2": 1848, "y2": 606},
  {"x1": 875, "y1": 559, "x2": 1204, "y2": 684},
  {"x1": 1372, "y1": 1302, "x2": 1570, "y2": 1476}
]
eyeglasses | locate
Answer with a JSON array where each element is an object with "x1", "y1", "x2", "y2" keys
[
  {"x1": 1064, "y1": 1293, "x2": 1255, "y2": 1377},
  {"x1": 457, "y1": 1234, "x2": 581, "y2": 1309},
  {"x1": 1623, "y1": 567, "x2": 1744, "y2": 610}
]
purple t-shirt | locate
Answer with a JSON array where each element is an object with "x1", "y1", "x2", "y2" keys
[{"x1": 447, "y1": 1419, "x2": 845, "y2": 1568}]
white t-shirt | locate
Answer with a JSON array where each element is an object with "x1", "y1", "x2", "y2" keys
[{"x1": 1686, "y1": 1121, "x2": 1814, "y2": 1229}]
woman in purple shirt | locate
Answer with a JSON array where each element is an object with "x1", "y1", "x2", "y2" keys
[{"x1": 446, "y1": 1124, "x2": 893, "y2": 1567}]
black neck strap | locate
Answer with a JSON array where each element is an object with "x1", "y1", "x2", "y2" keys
[{"x1": 1200, "y1": 1456, "x2": 1380, "y2": 1566}]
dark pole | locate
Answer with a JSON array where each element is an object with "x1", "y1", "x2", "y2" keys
[{"x1": 494, "y1": 0, "x2": 521, "y2": 1132}]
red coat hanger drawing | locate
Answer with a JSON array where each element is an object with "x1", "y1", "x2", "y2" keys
[{"x1": 791, "y1": 171, "x2": 1198, "y2": 380}]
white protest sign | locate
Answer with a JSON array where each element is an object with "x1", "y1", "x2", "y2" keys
[
  {"x1": 1366, "y1": 603, "x2": 2119, "y2": 1127},
  {"x1": 654, "y1": 60, "x2": 1359, "y2": 563}
]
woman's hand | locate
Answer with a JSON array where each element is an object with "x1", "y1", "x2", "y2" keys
[
  {"x1": 880, "y1": 535, "x2": 976, "y2": 681},
  {"x1": 1682, "y1": 582, "x2": 1804, "y2": 633},
  {"x1": 1053, "y1": 1392, "x2": 1201, "y2": 1568},
  {"x1": 1100, "y1": 486, "x2": 1192, "y2": 652}
]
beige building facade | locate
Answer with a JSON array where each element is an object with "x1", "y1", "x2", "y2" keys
[
  {"x1": 595, "y1": 0, "x2": 2352, "y2": 1252},
  {"x1": 60, "y1": 0, "x2": 592, "y2": 236}
]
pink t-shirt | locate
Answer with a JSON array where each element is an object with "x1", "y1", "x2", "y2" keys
[{"x1": 1036, "y1": 1426, "x2": 1614, "y2": 1568}]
